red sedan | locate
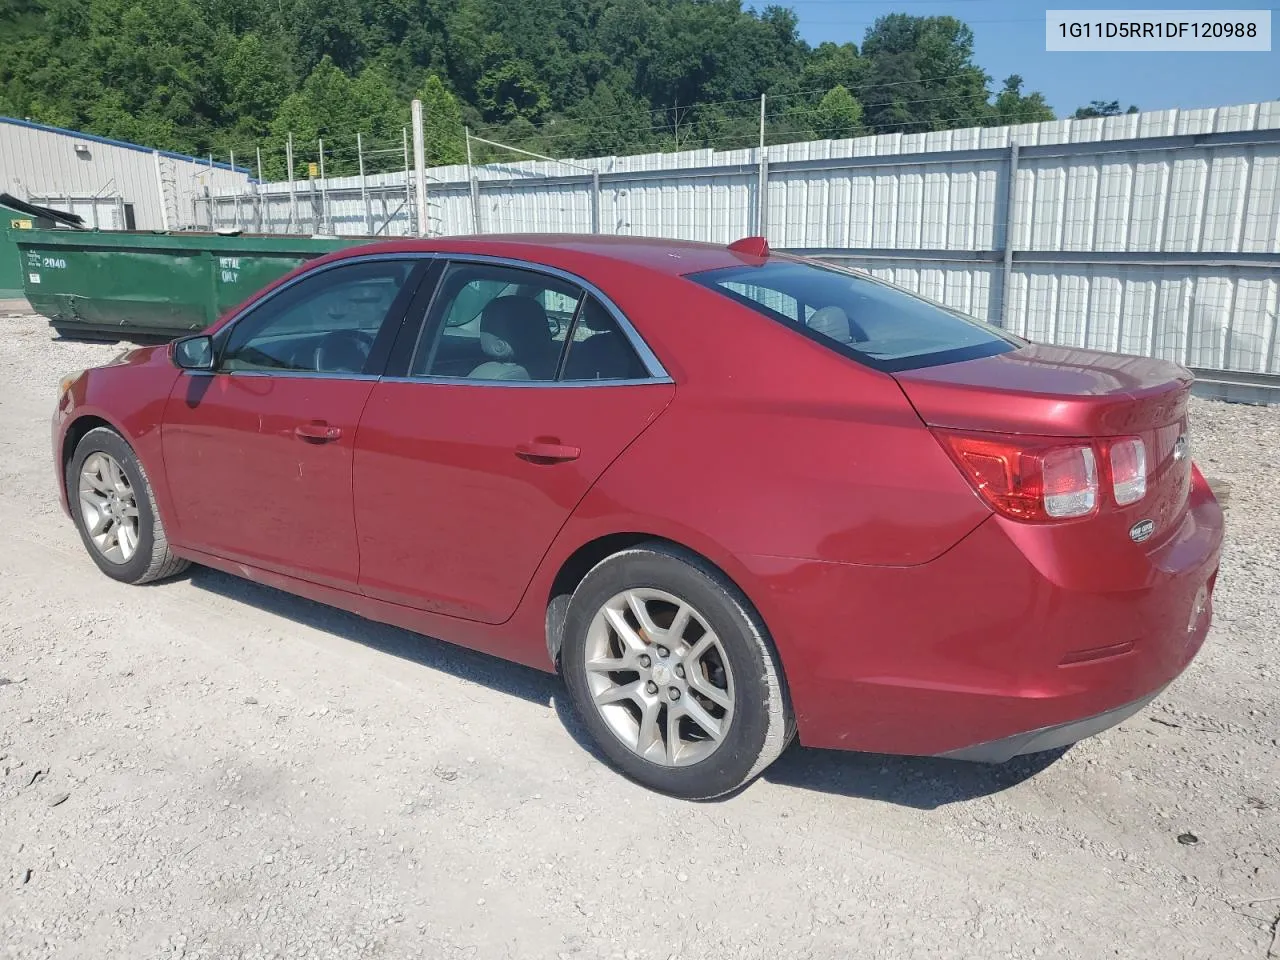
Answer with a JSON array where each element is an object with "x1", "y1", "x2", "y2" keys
[{"x1": 53, "y1": 235, "x2": 1223, "y2": 799}]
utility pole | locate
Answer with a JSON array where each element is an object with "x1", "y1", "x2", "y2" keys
[
  {"x1": 402, "y1": 127, "x2": 412, "y2": 235},
  {"x1": 756, "y1": 93, "x2": 769, "y2": 237},
  {"x1": 318, "y1": 138, "x2": 328, "y2": 233},
  {"x1": 466, "y1": 127, "x2": 481, "y2": 234},
  {"x1": 286, "y1": 132, "x2": 297, "y2": 232},
  {"x1": 411, "y1": 99, "x2": 428, "y2": 237},
  {"x1": 358, "y1": 132, "x2": 373, "y2": 235}
]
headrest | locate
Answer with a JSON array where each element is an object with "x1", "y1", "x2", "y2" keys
[
  {"x1": 479, "y1": 296, "x2": 549, "y2": 361},
  {"x1": 808, "y1": 305, "x2": 852, "y2": 343}
]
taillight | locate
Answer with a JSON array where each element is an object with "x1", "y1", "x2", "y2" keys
[
  {"x1": 1042, "y1": 445, "x2": 1098, "y2": 517},
  {"x1": 1107, "y1": 437, "x2": 1147, "y2": 505},
  {"x1": 934, "y1": 429, "x2": 1099, "y2": 522}
]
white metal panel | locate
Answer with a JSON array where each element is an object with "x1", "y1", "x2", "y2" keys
[
  {"x1": 1163, "y1": 152, "x2": 1210, "y2": 252},
  {"x1": 1056, "y1": 272, "x2": 1090, "y2": 346},
  {"x1": 1062, "y1": 162, "x2": 1099, "y2": 250},
  {"x1": 1093, "y1": 160, "x2": 1132, "y2": 251},
  {"x1": 1028, "y1": 162, "x2": 1067, "y2": 249},
  {"x1": 1127, "y1": 159, "x2": 1168, "y2": 251},
  {"x1": 1151, "y1": 276, "x2": 1190, "y2": 363},
  {"x1": 1241, "y1": 147, "x2": 1280, "y2": 252},
  {"x1": 1116, "y1": 269, "x2": 1160, "y2": 357},
  {"x1": 1226, "y1": 275, "x2": 1278, "y2": 372},
  {"x1": 1202, "y1": 152, "x2": 1250, "y2": 250}
]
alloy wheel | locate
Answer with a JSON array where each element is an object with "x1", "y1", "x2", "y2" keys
[
  {"x1": 582, "y1": 588, "x2": 735, "y2": 766},
  {"x1": 78, "y1": 451, "x2": 141, "y2": 564}
]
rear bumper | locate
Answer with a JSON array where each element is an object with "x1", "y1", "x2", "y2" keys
[
  {"x1": 937, "y1": 686, "x2": 1165, "y2": 762},
  {"x1": 744, "y1": 471, "x2": 1223, "y2": 758}
]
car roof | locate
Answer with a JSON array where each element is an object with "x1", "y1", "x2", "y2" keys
[{"x1": 327, "y1": 234, "x2": 756, "y2": 278}]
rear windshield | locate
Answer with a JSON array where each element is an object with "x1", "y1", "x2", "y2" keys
[{"x1": 689, "y1": 259, "x2": 1018, "y2": 372}]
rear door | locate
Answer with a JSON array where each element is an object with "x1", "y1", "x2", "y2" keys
[
  {"x1": 353, "y1": 258, "x2": 674, "y2": 623},
  {"x1": 162, "y1": 256, "x2": 426, "y2": 588}
]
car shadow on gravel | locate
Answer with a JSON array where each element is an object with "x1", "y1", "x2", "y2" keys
[
  {"x1": 188, "y1": 567, "x2": 565, "y2": 707},
  {"x1": 190, "y1": 566, "x2": 1067, "y2": 809},
  {"x1": 759, "y1": 744, "x2": 1069, "y2": 809}
]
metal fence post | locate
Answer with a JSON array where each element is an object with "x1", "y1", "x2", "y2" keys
[
  {"x1": 411, "y1": 99, "x2": 428, "y2": 237},
  {"x1": 755, "y1": 94, "x2": 769, "y2": 237},
  {"x1": 230, "y1": 149, "x2": 241, "y2": 229},
  {"x1": 591, "y1": 170, "x2": 601, "y2": 233},
  {"x1": 756, "y1": 154, "x2": 769, "y2": 238},
  {"x1": 358, "y1": 133, "x2": 373, "y2": 236},
  {"x1": 998, "y1": 141, "x2": 1020, "y2": 329},
  {"x1": 254, "y1": 147, "x2": 264, "y2": 233},
  {"x1": 466, "y1": 128, "x2": 482, "y2": 234},
  {"x1": 286, "y1": 133, "x2": 297, "y2": 232},
  {"x1": 318, "y1": 138, "x2": 328, "y2": 233},
  {"x1": 403, "y1": 126, "x2": 413, "y2": 236}
]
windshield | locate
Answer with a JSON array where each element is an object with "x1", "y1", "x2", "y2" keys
[{"x1": 689, "y1": 258, "x2": 1018, "y2": 372}]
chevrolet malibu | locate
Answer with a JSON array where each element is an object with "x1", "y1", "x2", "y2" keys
[{"x1": 53, "y1": 235, "x2": 1223, "y2": 799}]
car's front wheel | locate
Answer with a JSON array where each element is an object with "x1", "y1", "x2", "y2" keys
[
  {"x1": 561, "y1": 542, "x2": 793, "y2": 799},
  {"x1": 67, "y1": 426, "x2": 190, "y2": 585}
]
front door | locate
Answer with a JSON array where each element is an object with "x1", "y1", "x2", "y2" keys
[
  {"x1": 162, "y1": 257, "x2": 423, "y2": 588},
  {"x1": 353, "y1": 260, "x2": 674, "y2": 624}
]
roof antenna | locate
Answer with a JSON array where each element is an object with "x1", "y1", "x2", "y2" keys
[{"x1": 728, "y1": 236, "x2": 769, "y2": 258}]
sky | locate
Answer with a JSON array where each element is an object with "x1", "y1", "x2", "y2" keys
[{"x1": 781, "y1": 0, "x2": 1278, "y2": 115}]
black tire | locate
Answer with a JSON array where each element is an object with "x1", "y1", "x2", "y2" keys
[
  {"x1": 561, "y1": 542, "x2": 793, "y2": 799},
  {"x1": 66, "y1": 427, "x2": 190, "y2": 585}
]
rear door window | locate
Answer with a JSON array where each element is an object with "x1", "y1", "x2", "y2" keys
[
  {"x1": 690, "y1": 259, "x2": 1017, "y2": 372},
  {"x1": 411, "y1": 263, "x2": 583, "y2": 381}
]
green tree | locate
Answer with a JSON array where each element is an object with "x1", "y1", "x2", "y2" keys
[
  {"x1": 476, "y1": 60, "x2": 551, "y2": 123},
  {"x1": 993, "y1": 75, "x2": 1055, "y2": 126},
  {"x1": 812, "y1": 85, "x2": 865, "y2": 139},
  {"x1": 1072, "y1": 99, "x2": 1138, "y2": 119},
  {"x1": 418, "y1": 73, "x2": 465, "y2": 165},
  {"x1": 216, "y1": 31, "x2": 293, "y2": 143},
  {"x1": 801, "y1": 42, "x2": 866, "y2": 94},
  {"x1": 1, "y1": 0, "x2": 1061, "y2": 168},
  {"x1": 859, "y1": 14, "x2": 992, "y2": 134},
  {"x1": 352, "y1": 64, "x2": 403, "y2": 143}
]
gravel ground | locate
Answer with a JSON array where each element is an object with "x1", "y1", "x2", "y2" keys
[{"x1": 1, "y1": 311, "x2": 1278, "y2": 960}]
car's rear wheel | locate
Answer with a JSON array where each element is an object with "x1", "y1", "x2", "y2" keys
[
  {"x1": 67, "y1": 427, "x2": 189, "y2": 585},
  {"x1": 561, "y1": 542, "x2": 793, "y2": 799}
]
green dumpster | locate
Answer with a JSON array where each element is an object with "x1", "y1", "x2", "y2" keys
[
  {"x1": 17, "y1": 229, "x2": 375, "y2": 338},
  {"x1": 1, "y1": 193, "x2": 87, "y2": 302},
  {"x1": 1, "y1": 202, "x2": 39, "y2": 300}
]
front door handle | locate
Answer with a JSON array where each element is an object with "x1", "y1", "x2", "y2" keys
[
  {"x1": 515, "y1": 440, "x2": 581, "y2": 463},
  {"x1": 295, "y1": 421, "x2": 342, "y2": 442}
]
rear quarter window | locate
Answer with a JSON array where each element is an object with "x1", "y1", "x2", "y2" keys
[{"x1": 690, "y1": 259, "x2": 1019, "y2": 372}]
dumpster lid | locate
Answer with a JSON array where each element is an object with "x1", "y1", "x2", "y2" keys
[{"x1": 0, "y1": 193, "x2": 85, "y2": 229}]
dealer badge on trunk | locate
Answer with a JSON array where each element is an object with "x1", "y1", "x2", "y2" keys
[{"x1": 1129, "y1": 519, "x2": 1155, "y2": 543}]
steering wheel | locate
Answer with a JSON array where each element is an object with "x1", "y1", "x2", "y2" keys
[{"x1": 312, "y1": 329, "x2": 375, "y2": 373}]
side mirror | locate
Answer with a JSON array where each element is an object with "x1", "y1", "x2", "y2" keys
[{"x1": 172, "y1": 335, "x2": 214, "y2": 371}]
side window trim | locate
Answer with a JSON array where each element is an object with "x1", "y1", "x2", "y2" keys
[
  {"x1": 382, "y1": 257, "x2": 448, "y2": 380},
  {"x1": 210, "y1": 253, "x2": 436, "y2": 378},
  {"x1": 553, "y1": 296, "x2": 588, "y2": 381},
  {"x1": 407, "y1": 253, "x2": 671, "y2": 384}
]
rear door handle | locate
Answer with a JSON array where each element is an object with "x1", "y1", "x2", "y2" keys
[
  {"x1": 294, "y1": 421, "x2": 342, "y2": 442},
  {"x1": 515, "y1": 440, "x2": 581, "y2": 463}
]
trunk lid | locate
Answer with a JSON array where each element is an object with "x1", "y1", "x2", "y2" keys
[
  {"x1": 892, "y1": 343, "x2": 1193, "y2": 438},
  {"x1": 895, "y1": 343, "x2": 1195, "y2": 545}
]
